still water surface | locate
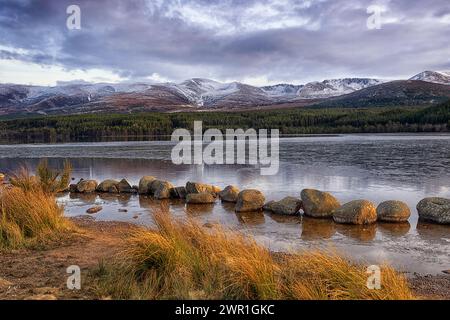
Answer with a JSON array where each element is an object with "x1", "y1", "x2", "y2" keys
[{"x1": 0, "y1": 134, "x2": 449, "y2": 274}]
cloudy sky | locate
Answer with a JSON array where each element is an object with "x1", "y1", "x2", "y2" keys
[{"x1": 0, "y1": 0, "x2": 449, "y2": 86}]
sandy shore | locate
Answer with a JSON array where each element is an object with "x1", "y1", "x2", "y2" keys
[{"x1": 0, "y1": 217, "x2": 448, "y2": 300}]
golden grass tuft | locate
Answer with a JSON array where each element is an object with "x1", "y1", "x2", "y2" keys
[
  {"x1": 93, "y1": 211, "x2": 414, "y2": 300},
  {"x1": 0, "y1": 186, "x2": 74, "y2": 250},
  {"x1": 10, "y1": 159, "x2": 72, "y2": 194}
]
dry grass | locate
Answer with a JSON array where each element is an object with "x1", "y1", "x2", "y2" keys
[
  {"x1": 92, "y1": 211, "x2": 414, "y2": 300},
  {"x1": 10, "y1": 159, "x2": 72, "y2": 194},
  {"x1": 0, "y1": 187, "x2": 74, "y2": 250},
  {"x1": 0, "y1": 160, "x2": 74, "y2": 250}
]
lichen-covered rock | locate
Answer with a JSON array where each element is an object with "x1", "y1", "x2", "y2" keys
[
  {"x1": 377, "y1": 200, "x2": 411, "y2": 222},
  {"x1": 333, "y1": 200, "x2": 377, "y2": 225},
  {"x1": 117, "y1": 178, "x2": 134, "y2": 193},
  {"x1": 264, "y1": 196, "x2": 302, "y2": 215},
  {"x1": 186, "y1": 182, "x2": 221, "y2": 196},
  {"x1": 186, "y1": 192, "x2": 216, "y2": 204},
  {"x1": 235, "y1": 189, "x2": 265, "y2": 212},
  {"x1": 151, "y1": 180, "x2": 174, "y2": 199},
  {"x1": 417, "y1": 197, "x2": 450, "y2": 225},
  {"x1": 96, "y1": 179, "x2": 119, "y2": 192},
  {"x1": 170, "y1": 186, "x2": 187, "y2": 199},
  {"x1": 300, "y1": 189, "x2": 340, "y2": 218},
  {"x1": 218, "y1": 185, "x2": 240, "y2": 202},
  {"x1": 138, "y1": 176, "x2": 157, "y2": 194},
  {"x1": 76, "y1": 179, "x2": 98, "y2": 193}
]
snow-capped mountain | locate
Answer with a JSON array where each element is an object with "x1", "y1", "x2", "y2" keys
[
  {"x1": 410, "y1": 71, "x2": 450, "y2": 85},
  {"x1": 0, "y1": 70, "x2": 448, "y2": 116},
  {"x1": 298, "y1": 78, "x2": 384, "y2": 99}
]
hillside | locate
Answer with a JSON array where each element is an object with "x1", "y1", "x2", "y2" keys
[{"x1": 314, "y1": 81, "x2": 450, "y2": 108}]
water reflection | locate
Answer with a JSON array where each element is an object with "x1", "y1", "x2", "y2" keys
[
  {"x1": 236, "y1": 211, "x2": 265, "y2": 225},
  {"x1": 335, "y1": 224, "x2": 378, "y2": 242},
  {"x1": 378, "y1": 222, "x2": 411, "y2": 237},
  {"x1": 416, "y1": 221, "x2": 450, "y2": 241},
  {"x1": 69, "y1": 192, "x2": 96, "y2": 203},
  {"x1": 301, "y1": 217, "x2": 336, "y2": 240},
  {"x1": 186, "y1": 203, "x2": 215, "y2": 216}
]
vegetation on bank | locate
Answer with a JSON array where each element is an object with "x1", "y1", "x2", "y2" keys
[
  {"x1": 0, "y1": 161, "x2": 74, "y2": 249},
  {"x1": 92, "y1": 211, "x2": 414, "y2": 300},
  {"x1": 0, "y1": 101, "x2": 449, "y2": 142}
]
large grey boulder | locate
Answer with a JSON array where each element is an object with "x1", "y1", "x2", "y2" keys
[
  {"x1": 138, "y1": 176, "x2": 157, "y2": 194},
  {"x1": 300, "y1": 189, "x2": 340, "y2": 218},
  {"x1": 186, "y1": 192, "x2": 216, "y2": 204},
  {"x1": 264, "y1": 196, "x2": 302, "y2": 215},
  {"x1": 235, "y1": 189, "x2": 265, "y2": 212},
  {"x1": 96, "y1": 179, "x2": 119, "y2": 193},
  {"x1": 151, "y1": 180, "x2": 174, "y2": 199},
  {"x1": 76, "y1": 179, "x2": 98, "y2": 193},
  {"x1": 333, "y1": 200, "x2": 377, "y2": 225},
  {"x1": 417, "y1": 197, "x2": 450, "y2": 224},
  {"x1": 186, "y1": 182, "x2": 221, "y2": 196},
  {"x1": 218, "y1": 185, "x2": 240, "y2": 202},
  {"x1": 377, "y1": 200, "x2": 411, "y2": 222}
]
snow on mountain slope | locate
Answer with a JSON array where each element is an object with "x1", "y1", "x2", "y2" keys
[
  {"x1": 298, "y1": 78, "x2": 383, "y2": 99},
  {"x1": 173, "y1": 78, "x2": 240, "y2": 107},
  {"x1": 409, "y1": 71, "x2": 450, "y2": 85},
  {"x1": 261, "y1": 84, "x2": 303, "y2": 97}
]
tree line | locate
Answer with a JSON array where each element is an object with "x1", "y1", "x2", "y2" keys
[{"x1": 0, "y1": 100, "x2": 449, "y2": 143}]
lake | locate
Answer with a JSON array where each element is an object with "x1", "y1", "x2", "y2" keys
[{"x1": 0, "y1": 134, "x2": 449, "y2": 274}]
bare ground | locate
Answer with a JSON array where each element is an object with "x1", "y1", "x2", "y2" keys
[
  {"x1": 0, "y1": 216, "x2": 139, "y2": 300},
  {"x1": 0, "y1": 217, "x2": 448, "y2": 300}
]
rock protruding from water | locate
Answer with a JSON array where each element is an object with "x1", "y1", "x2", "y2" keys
[
  {"x1": 300, "y1": 189, "x2": 340, "y2": 218},
  {"x1": 235, "y1": 189, "x2": 265, "y2": 212},
  {"x1": 417, "y1": 197, "x2": 450, "y2": 225},
  {"x1": 218, "y1": 185, "x2": 240, "y2": 203},
  {"x1": 96, "y1": 179, "x2": 120, "y2": 192},
  {"x1": 69, "y1": 184, "x2": 78, "y2": 193},
  {"x1": 151, "y1": 180, "x2": 174, "y2": 199},
  {"x1": 333, "y1": 200, "x2": 377, "y2": 225},
  {"x1": 86, "y1": 206, "x2": 103, "y2": 214},
  {"x1": 170, "y1": 186, "x2": 187, "y2": 199},
  {"x1": 377, "y1": 200, "x2": 411, "y2": 222},
  {"x1": 117, "y1": 178, "x2": 134, "y2": 193},
  {"x1": 186, "y1": 182, "x2": 221, "y2": 196},
  {"x1": 138, "y1": 176, "x2": 157, "y2": 194},
  {"x1": 264, "y1": 196, "x2": 302, "y2": 215},
  {"x1": 75, "y1": 179, "x2": 98, "y2": 193},
  {"x1": 186, "y1": 192, "x2": 216, "y2": 204}
]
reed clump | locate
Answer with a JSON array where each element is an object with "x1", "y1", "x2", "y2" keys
[
  {"x1": 93, "y1": 211, "x2": 414, "y2": 300},
  {"x1": 0, "y1": 160, "x2": 74, "y2": 249},
  {"x1": 9, "y1": 159, "x2": 72, "y2": 194}
]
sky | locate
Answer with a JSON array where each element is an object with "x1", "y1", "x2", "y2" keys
[{"x1": 0, "y1": 0, "x2": 449, "y2": 86}]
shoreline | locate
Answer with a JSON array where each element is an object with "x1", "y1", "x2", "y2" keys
[
  {"x1": 2, "y1": 132, "x2": 450, "y2": 146},
  {"x1": 0, "y1": 216, "x2": 448, "y2": 300}
]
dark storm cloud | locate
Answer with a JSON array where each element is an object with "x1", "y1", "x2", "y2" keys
[{"x1": 0, "y1": 0, "x2": 449, "y2": 84}]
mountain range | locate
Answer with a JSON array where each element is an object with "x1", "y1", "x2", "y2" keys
[{"x1": 1, "y1": 70, "x2": 450, "y2": 116}]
